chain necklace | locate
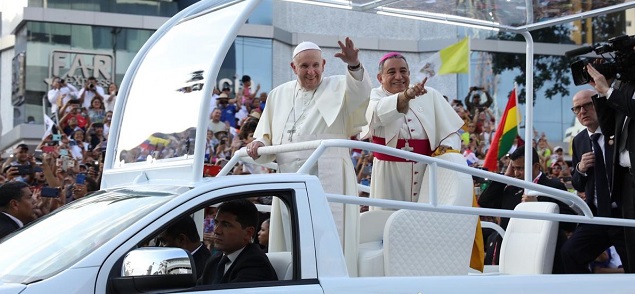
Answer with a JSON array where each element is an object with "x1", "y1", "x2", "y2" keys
[{"x1": 285, "y1": 82, "x2": 318, "y2": 142}]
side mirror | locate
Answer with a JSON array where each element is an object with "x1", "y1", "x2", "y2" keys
[{"x1": 110, "y1": 247, "x2": 196, "y2": 293}]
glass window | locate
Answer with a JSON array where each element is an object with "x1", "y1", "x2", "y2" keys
[
  {"x1": 0, "y1": 186, "x2": 183, "y2": 284},
  {"x1": 30, "y1": 0, "x2": 178, "y2": 17}
]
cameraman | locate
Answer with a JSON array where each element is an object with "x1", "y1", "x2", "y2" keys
[
  {"x1": 464, "y1": 86, "x2": 493, "y2": 118},
  {"x1": 586, "y1": 63, "x2": 635, "y2": 273},
  {"x1": 78, "y1": 76, "x2": 105, "y2": 110}
]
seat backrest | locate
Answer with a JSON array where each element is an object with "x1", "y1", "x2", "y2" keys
[
  {"x1": 499, "y1": 202, "x2": 559, "y2": 275},
  {"x1": 418, "y1": 152, "x2": 473, "y2": 207},
  {"x1": 383, "y1": 209, "x2": 477, "y2": 276},
  {"x1": 359, "y1": 210, "x2": 394, "y2": 243},
  {"x1": 266, "y1": 251, "x2": 293, "y2": 280},
  {"x1": 382, "y1": 152, "x2": 477, "y2": 276}
]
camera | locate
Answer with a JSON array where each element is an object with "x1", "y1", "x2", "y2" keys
[
  {"x1": 89, "y1": 84, "x2": 95, "y2": 89},
  {"x1": 566, "y1": 35, "x2": 635, "y2": 85}
]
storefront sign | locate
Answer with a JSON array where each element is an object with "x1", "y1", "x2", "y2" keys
[{"x1": 46, "y1": 50, "x2": 115, "y2": 88}]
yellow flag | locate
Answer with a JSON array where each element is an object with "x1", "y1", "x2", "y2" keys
[
  {"x1": 439, "y1": 38, "x2": 469, "y2": 74},
  {"x1": 416, "y1": 38, "x2": 469, "y2": 80}
]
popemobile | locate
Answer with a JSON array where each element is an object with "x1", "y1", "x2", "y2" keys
[{"x1": 1, "y1": 0, "x2": 635, "y2": 293}]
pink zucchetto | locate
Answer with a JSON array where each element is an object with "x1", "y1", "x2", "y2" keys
[
  {"x1": 293, "y1": 41, "x2": 321, "y2": 58},
  {"x1": 379, "y1": 52, "x2": 403, "y2": 64}
]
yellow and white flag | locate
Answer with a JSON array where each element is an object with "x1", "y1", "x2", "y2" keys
[{"x1": 415, "y1": 38, "x2": 469, "y2": 81}]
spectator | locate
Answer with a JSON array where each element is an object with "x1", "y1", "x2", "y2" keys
[
  {"x1": 240, "y1": 75, "x2": 260, "y2": 105},
  {"x1": 550, "y1": 161, "x2": 563, "y2": 179},
  {"x1": 158, "y1": 216, "x2": 211, "y2": 278},
  {"x1": 536, "y1": 136, "x2": 552, "y2": 170},
  {"x1": 103, "y1": 111, "x2": 113, "y2": 138},
  {"x1": 69, "y1": 130, "x2": 89, "y2": 160},
  {"x1": 217, "y1": 94, "x2": 238, "y2": 129},
  {"x1": 47, "y1": 76, "x2": 78, "y2": 116},
  {"x1": 464, "y1": 86, "x2": 494, "y2": 117},
  {"x1": 258, "y1": 92, "x2": 267, "y2": 111},
  {"x1": 87, "y1": 97, "x2": 106, "y2": 125},
  {"x1": 0, "y1": 181, "x2": 36, "y2": 239},
  {"x1": 87, "y1": 123, "x2": 106, "y2": 151},
  {"x1": 59, "y1": 99, "x2": 89, "y2": 131},
  {"x1": 208, "y1": 108, "x2": 227, "y2": 134},
  {"x1": 258, "y1": 218, "x2": 270, "y2": 252},
  {"x1": 77, "y1": 76, "x2": 105, "y2": 110},
  {"x1": 104, "y1": 82, "x2": 118, "y2": 112}
]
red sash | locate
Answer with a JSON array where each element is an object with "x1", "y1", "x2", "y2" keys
[{"x1": 372, "y1": 136, "x2": 432, "y2": 162}]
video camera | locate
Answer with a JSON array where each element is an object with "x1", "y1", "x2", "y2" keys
[{"x1": 566, "y1": 35, "x2": 635, "y2": 85}]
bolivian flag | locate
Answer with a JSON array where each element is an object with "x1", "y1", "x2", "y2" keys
[{"x1": 483, "y1": 87, "x2": 521, "y2": 172}]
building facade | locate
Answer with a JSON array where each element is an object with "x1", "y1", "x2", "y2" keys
[{"x1": 2, "y1": 0, "x2": 629, "y2": 154}]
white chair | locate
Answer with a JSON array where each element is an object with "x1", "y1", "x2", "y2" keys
[
  {"x1": 383, "y1": 209, "x2": 477, "y2": 276},
  {"x1": 357, "y1": 210, "x2": 394, "y2": 277},
  {"x1": 266, "y1": 252, "x2": 293, "y2": 280},
  {"x1": 499, "y1": 202, "x2": 559, "y2": 274}
]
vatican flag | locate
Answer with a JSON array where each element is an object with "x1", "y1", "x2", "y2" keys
[{"x1": 415, "y1": 38, "x2": 469, "y2": 80}]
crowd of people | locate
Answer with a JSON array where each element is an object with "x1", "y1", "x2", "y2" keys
[{"x1": 2, "y1": 37, "x2": 633, "y2": 279}]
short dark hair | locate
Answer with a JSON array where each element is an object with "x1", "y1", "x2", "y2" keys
[
  {"x1": 508, "y1": 145, "x2": 539, "y2": 165},
  {"x1": 164, "y1": 216, "x2": 200, "y2": 242},
  {"x1": 68, "y1": 99, "x2": 81, "y2": 105},
  {"x1": 16, "y1": 144, "x2": 28, "y2": 151},
  {"x1": 91, "y1": 122, "x2": 104, "y2": 129},
  {"x1": 241, "y1": 75, "x2": 251, "y2": 83},
  {"x1": 0, "y1": 181, "x2": 29, "y2": 207},
  {"x1": 88, "y1": 76, "x2": 97, "y2": 81},
  {"x1": 378, "y1": 53, "x2": 408, "y2": 74},
  {"x1": 217, "y1": 199, "x2": 258, "y2": 230}
]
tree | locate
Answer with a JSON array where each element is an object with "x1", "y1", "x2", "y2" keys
[{"x1": 490, "y1": 25, "x2": 573, "y2": 104}]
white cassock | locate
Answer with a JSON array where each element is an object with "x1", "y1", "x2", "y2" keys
[
  {"x1": 254, "y1": 67, "x2": 371, "y2": 276},
  {"x1": 361, "y1": 86, "x2": 464, "y2": 207}
]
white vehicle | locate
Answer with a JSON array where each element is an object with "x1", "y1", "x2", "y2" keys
[{"x1": 1, "y1": 0, "x2": 635, "y2": 293}]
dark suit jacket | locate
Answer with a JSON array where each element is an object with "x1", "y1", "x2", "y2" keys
[
  {"x1": 571, "y1": 129, "x2": 605, "y2": 215},
  {"x1": 198, "y1": 243, "x2": 277, "y2": 285},
  {"x1": 478, "y1": 174, "x2": 574, "y2": 230},
  {"x1": 0, "y1": 212, "x2": 21, "y2": 240},
  {"x1": 192, "y1": 243, "x2": 211, "y2": 279},
  {"x1": 593, "y1": 85, "x2": 635, "y2": 206}
]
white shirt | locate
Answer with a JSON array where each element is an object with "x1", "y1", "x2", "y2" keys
[
  {"x1": 78, "y1": 85, "x2": 106, "y2": 110},
  {"x1": 223, "y1": 246, "x2": 246, "y2": 274}
]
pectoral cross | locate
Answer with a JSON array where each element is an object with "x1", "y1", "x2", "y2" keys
[
  {"x1": 401, "y1": 140, "x2": 414, "y2": 152},
  {"x1": 287, "y1": 126, "x2": 297, "y2": 142}
]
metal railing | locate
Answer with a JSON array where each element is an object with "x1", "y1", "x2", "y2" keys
[{"x1": 218, "y1": 139, "x2": 635, "y2": 228}]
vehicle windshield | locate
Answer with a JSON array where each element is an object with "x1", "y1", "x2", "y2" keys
[{"x1": 0, "y1": 186, "x2": 184, "y2": 284}]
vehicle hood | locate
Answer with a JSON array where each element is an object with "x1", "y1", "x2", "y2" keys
[{"x1": 0, "y1": 282, "x2": 26, "y2": 294}]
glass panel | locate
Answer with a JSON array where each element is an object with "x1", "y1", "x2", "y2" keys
[
  {"x1": 0, "y1": 186, "x2": 183, "y2": 284},
  {"x1": 36, "y1": 0, "x2": 178, "y2": 17},
  {"x1": 344, "y1": 0, "x2": 632, "y2": 28},
  {"x1": 115, "y1": 1, "x2": 250, "y2": 165}
]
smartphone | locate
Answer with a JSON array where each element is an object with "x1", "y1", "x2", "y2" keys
[
  {"x1": 41, "y1": 187, "x2": 60, "y2": 198},
  {"x1": 42, "y1": 146, "x2": 56, "y2": 153},
  {"x1": 66, "y1": 159, "x2": 75, "y2": 169},
  {"x1": 34, "y1": 150, "x2": 43, "y2": 159},
  {"x1": 60, "y1": 149, "x2": 69, "y2": 157},
  {"x1": 76, "y1": 173, "x2": 86, "y2": 185},
  {"x1": 17, "y1": 165, "x2": 31, "y2": 175},
  {"x1": 52, "y1": 134, "x2": 62, "y2": 141}
]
